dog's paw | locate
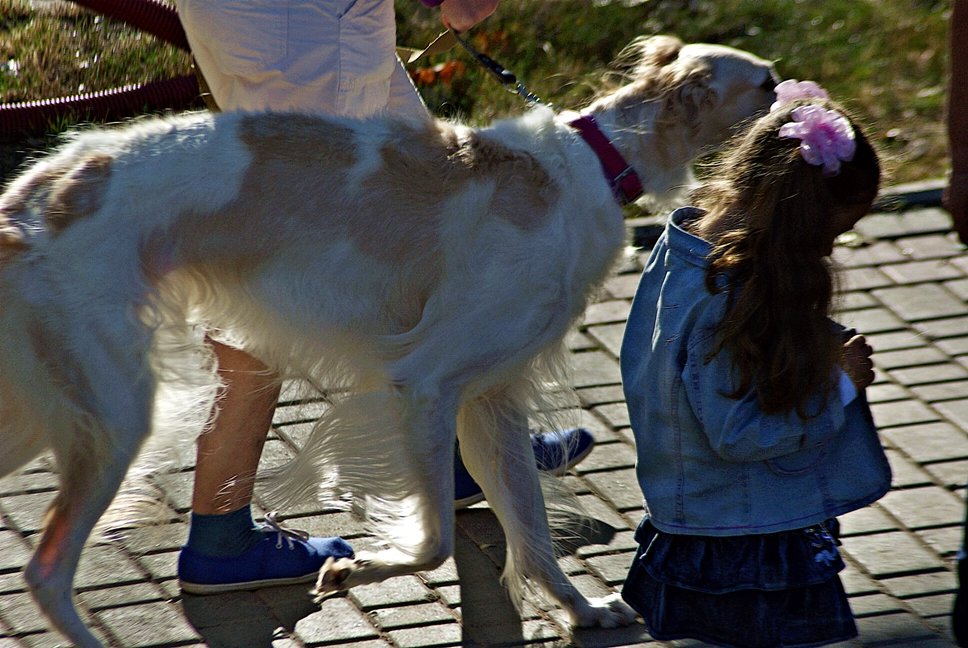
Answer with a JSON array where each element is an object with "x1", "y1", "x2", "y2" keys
[
  {"x1": 570, "y1": 593, "x2": 639, "y2": 628},
  {"x1": 313, "y1": 556, "x2": 359, "y2": 599}
]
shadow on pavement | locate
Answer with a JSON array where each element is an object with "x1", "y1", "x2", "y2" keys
[{"x1": 181, "y1": 584, "x2": 318, "y2": 647}]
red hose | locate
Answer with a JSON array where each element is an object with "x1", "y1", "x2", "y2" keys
[
  {"x1": 0, "y1": 0, "x2": 198, "y2": 137},
  {"x1": 69, "y1": 0, "x2": 190, "y2": 51}
]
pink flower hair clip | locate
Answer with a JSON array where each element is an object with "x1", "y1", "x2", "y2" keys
[
  {"x1": 779, "y1": 104, "x2": 856, "y2": 176},
  {"x1": 770, "y1": 79, "x2": 829, "y2": 112}
]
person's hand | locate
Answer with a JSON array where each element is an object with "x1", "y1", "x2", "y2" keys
[
  {"x1": 440, "y1": 0, "x2": 499, "y2": 33},
  {"x1": 841, "y1": 334, "x2": 875, "y2": 391},
  {"x1": 944, "y1": 170, "x2": 968, "y2": 246}
]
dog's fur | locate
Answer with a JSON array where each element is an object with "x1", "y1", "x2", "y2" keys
[{"x1": 0, "y1": 35, "x2": 777, "y2": 646}]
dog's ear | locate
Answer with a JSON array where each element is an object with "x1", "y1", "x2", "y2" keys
[
  {"x1": 615, "y1": 35, "x2": 683, "y2": 76},
  {"x1": 662, "y1": 72, "x2": 717, "y2": 133}
]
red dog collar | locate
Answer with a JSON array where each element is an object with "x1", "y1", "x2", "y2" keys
[{"x1": 564, "y1": 113, "x2": 643, "y2": 205}]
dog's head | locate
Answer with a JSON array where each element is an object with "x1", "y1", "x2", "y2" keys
[{"x1": 609, "y1": 35, "x2": 779, "y2": 154}]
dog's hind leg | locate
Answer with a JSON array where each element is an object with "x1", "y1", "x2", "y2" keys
[
  {"x1": 457, "y1": 389, "x2": 637, "y2": 629},
  {"x1": 24, "y1": 329, "x2": 155, "y2": 648},
  {"x1": 314, "y1": 381, "x2": 459, "y2": 593}
]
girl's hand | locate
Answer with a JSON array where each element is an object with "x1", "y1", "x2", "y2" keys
[
  {"x1": 440, "y1": 0, "x2": 499, "y2": 33},
  {"x1": 842, "y1": 334, "x2": 875, "y2": 391}
]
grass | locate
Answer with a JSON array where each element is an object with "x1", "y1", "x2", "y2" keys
[{"x1": 0, "y1": 0, "x2": 954, "y2": 185}]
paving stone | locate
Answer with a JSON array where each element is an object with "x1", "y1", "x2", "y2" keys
[
  {"x1": 917, "y1": 525, "x2": 965, "y2": 558},
  {"x1": 77, "y1": 582, "x2": 167, "y2": 612},
  {"x1": 386, "y1": 623, "x2": 462, "y2": 648},
  {"x1": 855, "y1": 210, "x2": 952, "y2": 240},
  {"x1": 583, "y1": 300, "x2": 634, "y2": 326},
  {"x1": 874, "y1": 346, "x2": 948, "y2": 378},
  {"x1": 295, "y1": 597, "x2": 380, "y2": 645},
  {"x1": 879, "y1": 486, "x2": 965, "y2": 529},
  {"x1": 570, "y1": 351, "x2": 622, "y2": 388},
  {"x1": 583, "y1": 470, "x2": 645, "y2": 512},
  {"x1": 903, "y1": 592, "x2": 957, "y2": 618},
  {"x1": 839, "y1": 560, "x2": 882, "y2": 596},
  {"x1": 584, "y1": 552, "x2": 635, "y2": 587},
  {"x1": 349, "y1": 576, "x2": 435, "y2": 610},
  {"x1": 888, "y1": 362, "x2": 968, "y2": 386},
  {"x1": 872, "y1": 284, "x2": 966, "y2": 321},
  {"x1": 842, "y1": 266, "x2": 895, "y2": 292},
  {"x1": 881, "y1": 422, "x2": 968, "y2": 463},
  {"x1": 586, "y1": 323, "x2": 625, "y2": 358},
  {"x1": 871, "y1": 400, "x2": 940, "y2": 428},
  {"x1": 884, "y1": 449, "x2": 935, "y2": 488},
  {"x1": 576, "y1": 385, "x2": 626, "y2": 407},
  {"x1": 911, "y1": 380, "x2": 968, "y2": 403},
  {"x1": 923, "y1": 459, "x2": 968, "y2": 488},
  {"x1": 95, "y1": 602, "x2": 201, "y2": 647},
  {"x1": 368, "y1": 603, "x2": 455, "y2": 630},
  {"x1": 574, "y1": 495, "x2": 632, "y2": 532},
  {"x1": 853, "y1": 610, "x2": 939, "y2": 644},
  {"x1": 0, "y1": 471, "x2": 58, "y2": 498},
  {"x1": 603, "y1": 274, "x2": 641, "y2": 300},
  {"x1": 572, "y1": 440, "x2": 635, "y2": 473},
  {"x1": 866, "y1": 330, "x2": 925, "y2": 352},
  {"x1": 914, "y1": 315, "x2": 968, "y2": 340},
  {"x1": 590, "y1": 403, "x2": 630, "y2": 430},
  {"x1": 840, "y1": 505, "x2": 899, "y2": 536},
  {"x1": 839, "y1": 307, "x2": 907, "y2": 335},
  {"x1": 566, "y1": 328, "x2": 598, "y2": 352},
  {"x1": 945, "y1": 277, "x2": 968, "y2": 301},
  {"x1": 866, "y1": 382, "x2": 910, "y2": 404},
  {"x1": 833, "y1": 240, "x2": 908, "y2": 267},
  {"x1": 841, "y1": 531, "x2": 946, "y2": 577},
  {"x1": 0, "y1": 531, "x2": 30, "y2": 572},
  {"x1": 933, "y1": 398, "x2": 968, "y2": 433},
  {"x1": 882, "y1": 570, "x2": 959, "y2": 598},
  {"x1": 848, "y1": 592, "x2": 907, "y2": 617},
  {"x1": 895, "y1": 233, "x2": 965, "y2": 260},
  {"x1": 75, "y1": 545, "x2": 147, "y2": 590},
  {"x1": 882, "y1": 259, "x2": 964, "y2": 284},
  {"x1": 838, "y1": 291, "x2": 880, "y2": 312},
  {"x1": 0, "y1": 492, "x2": 54, "y2": 534}
]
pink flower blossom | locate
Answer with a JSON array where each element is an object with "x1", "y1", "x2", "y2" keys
[
  {"x1": 771, "y1": 79, "x2": 830, "y2": 112},
  {"x1": 779, "y1": 104, "x2": 856, "y2": 175}
]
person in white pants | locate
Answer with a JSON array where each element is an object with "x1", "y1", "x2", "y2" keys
[{"x1": 174, "y1": 0, "x2": 594, "y2": 595}]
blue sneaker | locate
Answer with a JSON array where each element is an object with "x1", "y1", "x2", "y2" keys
[
  {"x1": 455, "y1": 428, "x2": 594, "y2": 509},
  {"x1": 178, "y1": 513, "x2": 354, "y2": 594}
]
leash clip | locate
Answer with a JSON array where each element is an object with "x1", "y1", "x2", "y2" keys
[{"x1": 450, "y1": 30, "x2": 550, "y2": 108}]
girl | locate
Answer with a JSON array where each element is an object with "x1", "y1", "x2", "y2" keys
[{"x1": 619, "y1": 80, "x2": 891, "y2": 647}]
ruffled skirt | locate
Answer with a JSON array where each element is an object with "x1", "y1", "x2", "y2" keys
[{"x1": 621, "y1": 518, "x2": 857, "y2": 648}]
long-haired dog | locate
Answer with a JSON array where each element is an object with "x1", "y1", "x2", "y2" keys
[{"x1": 0, "y1": 35, "x2": 777, "y2": 646}]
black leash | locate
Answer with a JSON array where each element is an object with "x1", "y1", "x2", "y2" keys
[{"x1": 449, "y1": 30, "x2": 549, "y2": 107}]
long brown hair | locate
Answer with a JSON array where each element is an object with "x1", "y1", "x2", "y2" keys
[{"x1": 692, "y1": 99, "x2": 880, "y2": 417}]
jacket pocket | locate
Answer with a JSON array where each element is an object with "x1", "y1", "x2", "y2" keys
[{"x1": 766, "y1": 441, "x2": 828, "y2": 475}]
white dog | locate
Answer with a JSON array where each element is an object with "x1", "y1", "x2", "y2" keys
[{"x1": 0, "y1": 35, "x2": 777, "y2": 647}]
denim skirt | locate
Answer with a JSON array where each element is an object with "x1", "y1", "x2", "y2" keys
[{"x1": 621, "y1": 518, "x2": 857, "y2": 648}]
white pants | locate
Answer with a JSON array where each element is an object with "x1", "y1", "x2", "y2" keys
[{"x1": 176, "y1": 0, "x2": 429, "y2": 120}]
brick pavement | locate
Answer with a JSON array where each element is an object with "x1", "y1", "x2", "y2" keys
[{"x1": 0, "y1": 188, "x2": 965, "y2": 647}]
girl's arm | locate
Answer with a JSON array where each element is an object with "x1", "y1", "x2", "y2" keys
[{"x1": 683, "y1": 333, "x2": 846, "y2": 463}]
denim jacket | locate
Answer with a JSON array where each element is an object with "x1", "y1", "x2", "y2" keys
[{"x1": 620, "y1": 207, "x2": 891, "y2": 536}]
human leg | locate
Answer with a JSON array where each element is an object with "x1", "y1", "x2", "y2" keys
[{"x1": 173, "y1": 0, "x2": 401, "y2": 591}]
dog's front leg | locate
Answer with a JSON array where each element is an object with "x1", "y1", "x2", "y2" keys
[
  {"x1": 314, "y1": 384, "x2": 458, "y2": 595},
  {"x1": 457, "y1": 393, "x2": 637, "y2": 629}
]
